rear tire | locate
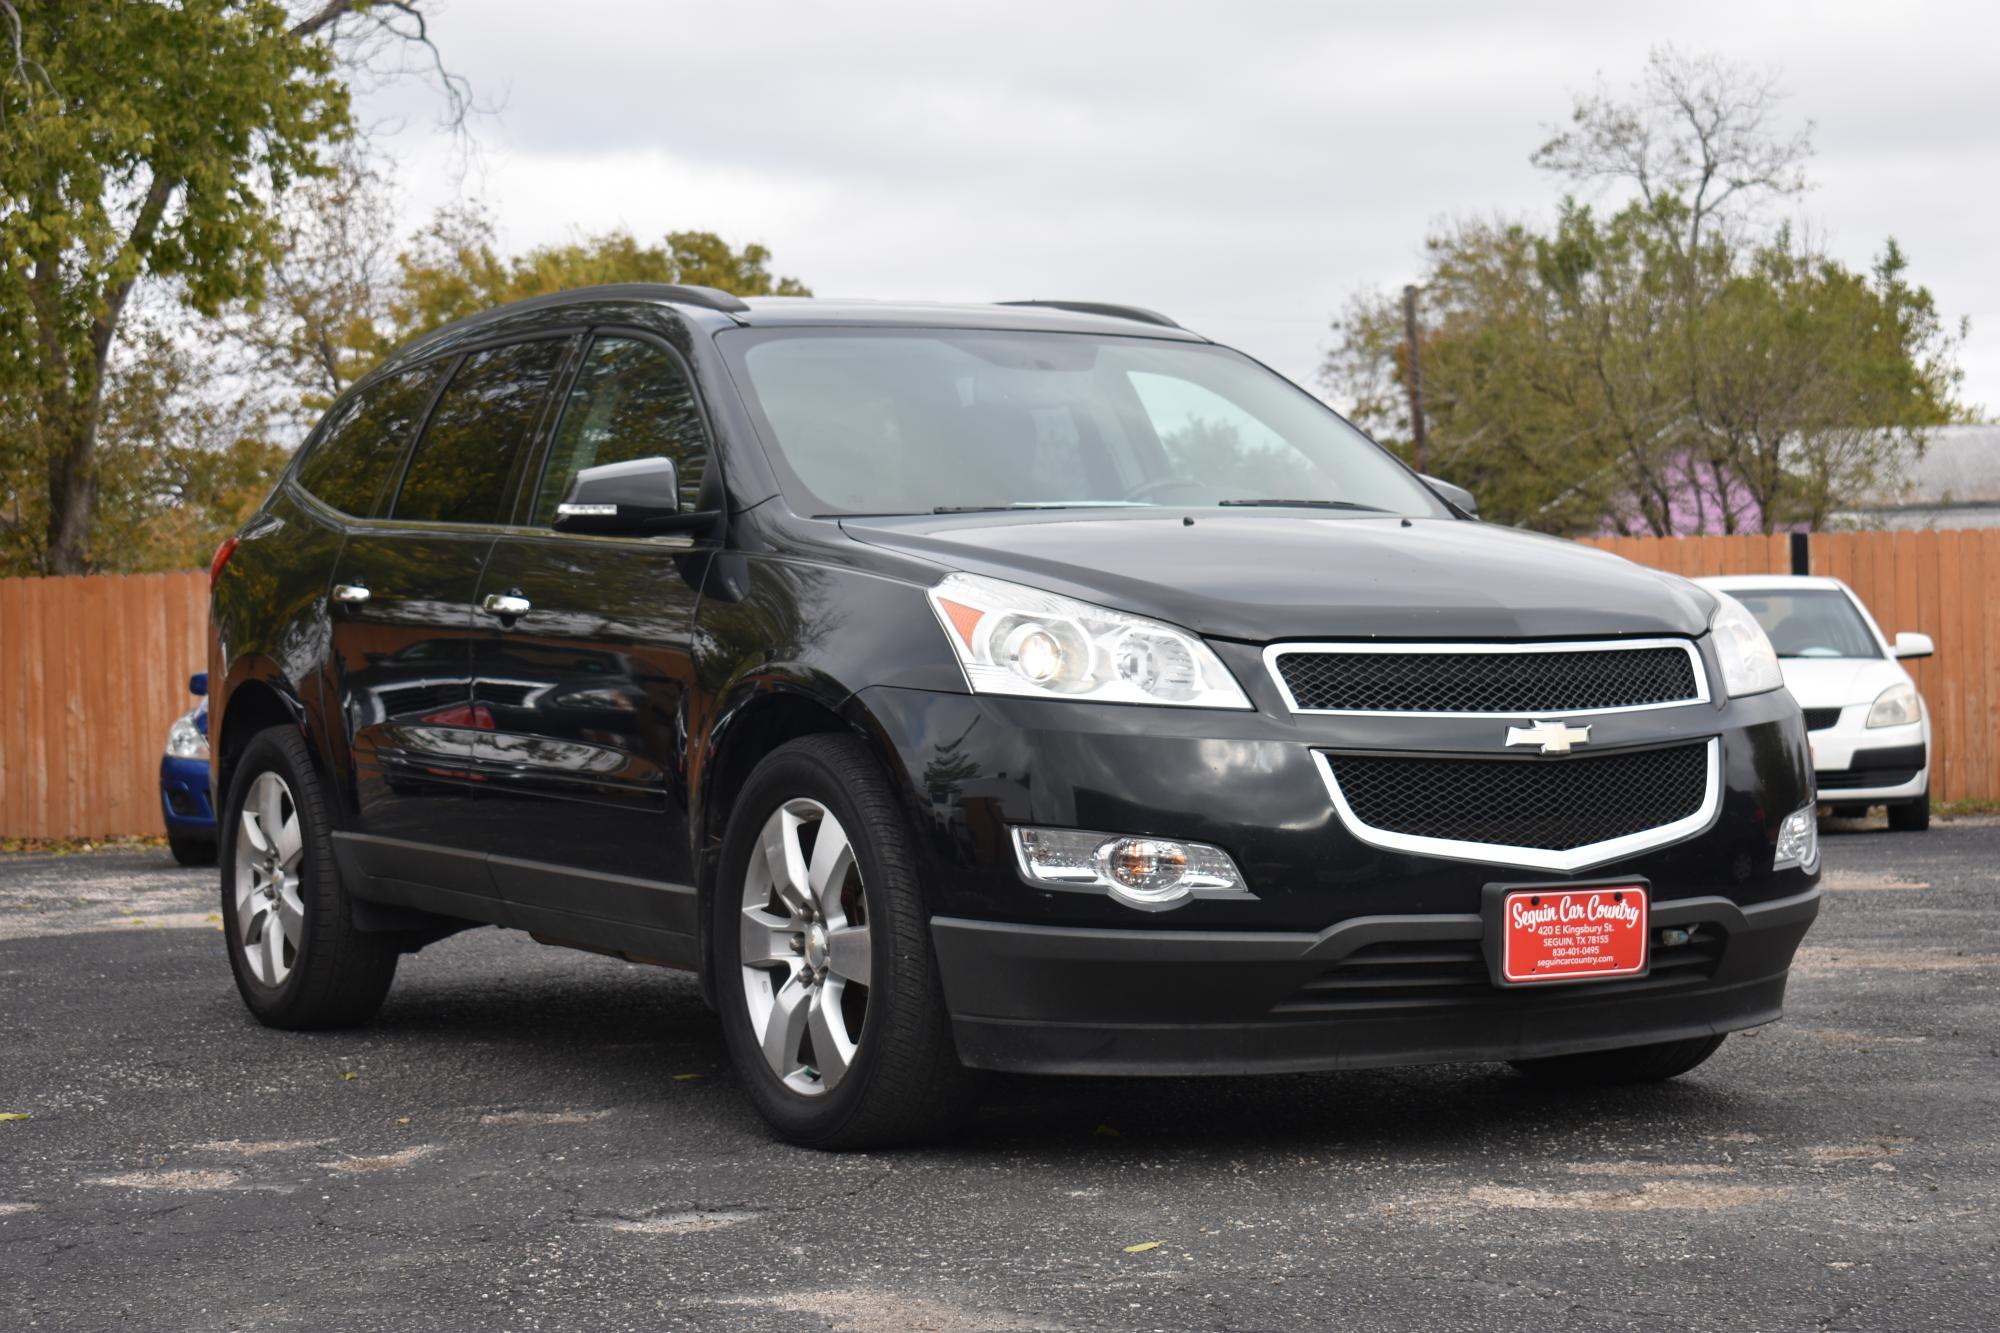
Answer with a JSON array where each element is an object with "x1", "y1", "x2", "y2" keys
[
  {"x1": 168, "y1": 833, "x2": 216, "y2": 867},
  {"x1": 219, "y1": 725, "x2": 398, "y2": 1029},
  {"x1": 714, "y1": 734, "x2": 972, "y2": 1149},
  {"x1": 1887, "y1": 790, "x2": 1930, "y2": 832},
  {"x1": 1509, "y1": 1033, "x2": 1726, "y2": 1086}
]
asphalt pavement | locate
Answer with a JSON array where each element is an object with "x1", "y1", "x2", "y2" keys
[{"x1": 2, "y1": 816, "x2": 1996, "y2": 1332}]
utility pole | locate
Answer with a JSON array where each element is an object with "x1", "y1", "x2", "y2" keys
[{"x1": 1402, "y1": 283, "x2": 1427, "y2": 473}]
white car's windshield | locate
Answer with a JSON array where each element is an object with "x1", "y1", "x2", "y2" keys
[
  {"x1": 721, "y1": 329, "x2": 1446, "y2": 519},
  {"x1": 1729, "y1": 589, "x2": 1882, "y2": 659}
]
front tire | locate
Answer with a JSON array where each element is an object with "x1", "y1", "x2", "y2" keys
[
  {"x1": 1888, "y1": 790, "x2": 1930, "y2": 832},
  {"x1": 714, "y1": 735, "x2": 971, "y2": 1148},
  {"x1": 219, "y1": 726, "x2": 397, "y2": 1029},
  {"x1": 1509, "y1": 1033, "x2": 1726, "y2": 1085}
]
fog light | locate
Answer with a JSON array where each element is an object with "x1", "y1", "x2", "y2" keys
[
  {"x1": 1774, "y1": 804, "x2": 1819, "y2": 871},
  {"x1": 1011, "y1": 827, "x2": 1250, "y2": 911}
]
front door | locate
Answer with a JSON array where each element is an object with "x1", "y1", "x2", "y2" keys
[{"x1": 467, "y1": 333, "x2": 718, "y2": 957}]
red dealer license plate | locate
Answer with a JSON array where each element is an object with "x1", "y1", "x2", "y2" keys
[{"x1": 1496, "y1": 885, "x2": 1650, "y2": 985}]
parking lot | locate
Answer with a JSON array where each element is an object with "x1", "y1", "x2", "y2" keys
[{"x1": 2, "y1": 819, "x2": 1995, "y2": 1332}]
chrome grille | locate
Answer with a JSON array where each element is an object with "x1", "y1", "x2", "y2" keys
[
  {"x1": 1268, "y1": 639, "x2": 1704, "y2": 715},
  {"x1": 1325, "y1": 744, "x2": 1709, "y2": 852}
]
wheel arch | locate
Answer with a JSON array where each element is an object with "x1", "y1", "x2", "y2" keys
[
  {"x1": 691, "y1": 671, "x2": 918, "y2": 1002},
  {"x1": 214, "y1": 662, "x2": 313, "y2": 814}
]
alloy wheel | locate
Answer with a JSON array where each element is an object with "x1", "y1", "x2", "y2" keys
[
  {"x1": 738, "y1": 798, "x2": 873, "y2": 1095},
  {"x1": 233, "y1": 770, "x2": 305, "y2": 987}
]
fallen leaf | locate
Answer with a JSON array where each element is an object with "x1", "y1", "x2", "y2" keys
[
  {"x1": 672, "y1": 1073, "x2": 702, "y2": 1082},
  {"x1": 0, "y1": 1113, "x2": 28, "y2": 1122},
  {"x1": 1093, "y1": 1124, "x2": 1122, "y2": 1138},
  {"x1": 339, "y1": 1071, "x2": 358, "y2": 1081},
  {"x1": 396, "y1": 1117, "x2": 411, "y2": 1125},
  {"x1": 1122, "y1": 1241, "x2": 1161, "y2": 1254}
]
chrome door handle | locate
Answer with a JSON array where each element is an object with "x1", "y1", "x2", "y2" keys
[
  {"x1": 482, "y1": 592, "x2": 531, "y2": 617},
  {"x1": 332, "y1": 583, "x2": 371, "y2": 604}
]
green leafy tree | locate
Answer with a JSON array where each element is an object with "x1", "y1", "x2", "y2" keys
[
  {"x1": 0, "y1": 0, "x2": 458, "y2": 574},
  {"x1": 1324, "y1": 49, "x2": 1964, "y2": 535},
  {"x1": 367, "y1": 207, "x2": 811, "y2": 363},
  {"x1": 90, "y1": 313, "x2": 289, "y2": 573}
]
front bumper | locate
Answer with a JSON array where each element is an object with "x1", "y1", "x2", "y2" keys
[
  {"x1": 1813, "y1": 736, "x2": 1929, "y2": 804},
  {"x1": 1809, "y1": 712, "x2": 1928, "y2": 803},
  {"x1": 935, "y1": 886, "x2": 1820, "y2": 1075},
  {"x1": 851, "y1": 669, "x2": 1819, "y2": 1077},
  {"x1": 159, "y1": 755, "x2": 216, "y2": 839}
]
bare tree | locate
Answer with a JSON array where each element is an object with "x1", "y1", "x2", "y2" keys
[
  {"x1": 227, "y1": 148, "x2": 399, "y2": 433},
  {"x1": 1532, "y1": 47, "x2": 1814, "y2": 261},
  {"x1": 293, "y1": 1, "x2": 478, "y2": 136}
]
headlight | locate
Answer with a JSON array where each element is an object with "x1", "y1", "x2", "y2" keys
[
  {"x1": 1708, "y1": 593, "x2": 1783, "y2": 698},
  {"x1": 1012, "y1": 826, "x2": 1251, "y2": 911},
  {"x1": 1774, "y1": 804, "x2": 1818, "y2": 871},
  {"x1": 1866, "y1": 682, "x2": 1920, "y2": 728},
  {"x1": 165, "y1": 709, "x2": 209, "y2": 761},
  {"x1": 927, "y1": 573, "x2": 1250, "y2": 708}
]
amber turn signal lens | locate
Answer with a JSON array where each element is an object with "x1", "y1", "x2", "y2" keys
[{"x1": 1104, "y1": 838, "x2": 1188, "y2": 891}]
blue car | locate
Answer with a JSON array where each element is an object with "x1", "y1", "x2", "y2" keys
[{"x1": 160, "y1": 672, "x2": 216, "y2": 866}]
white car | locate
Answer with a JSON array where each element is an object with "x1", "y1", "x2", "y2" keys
[{"x1": 1698, "y1": 575, "x2": 1934, "y2": 830}]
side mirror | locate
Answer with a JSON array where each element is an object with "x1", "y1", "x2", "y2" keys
[
  {"x1": 1421, "y1": 474, "x2": 1478, "y2": 518},
  {"x1": 1893, "y1": 631, "x2": 1934, "y2": 660},
  {"x1": 552, "y1": 456, "x2": 716, "y2": 536},
  {"x1": 189, "y1": 672, "x2": 208, "y2": 697}
]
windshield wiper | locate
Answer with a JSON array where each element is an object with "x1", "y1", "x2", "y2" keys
[
  {"x1": 1216, "y1": 498, "x2": 1390, "y2": 513},
  {"x1": 930, "y1": 502, "x2": 1147, "y2": 514}
]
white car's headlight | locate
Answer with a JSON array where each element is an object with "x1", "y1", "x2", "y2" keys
[
  {"x1": 927, "y1": 573, "x2": 1251, "y2": 709},
  {"x1": 1866, "y1": 682, "x2": 1921, "y2": 728},
  {"x1": 165, "y1": 709, "x2": 210, "y2": 761},
  {"x1": 1708, "y1": 593, "x2": 1783, "y2": 698}
]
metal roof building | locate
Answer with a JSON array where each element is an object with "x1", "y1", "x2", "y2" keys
[{"x1": 1842, "y1": 424, "x2": 2000, "y2": 530}]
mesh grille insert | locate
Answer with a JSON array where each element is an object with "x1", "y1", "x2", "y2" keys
[
  {"x1": 1326, "y1": 743, "x2": 1710, "y2": 852},
  {"x1": 1275, "y1": 645, "x2": 1699, "y2": 713}
]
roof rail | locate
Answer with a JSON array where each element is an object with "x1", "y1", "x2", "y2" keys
[
  {"x1": 998, "y1": 299, "x2": 1180, "y2": 329},
  {"x1": 653, "y1": 283, "x2": 751, "y2": 314}
]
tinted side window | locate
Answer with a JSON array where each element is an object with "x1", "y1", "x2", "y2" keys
[
  {"x1": 294, "y1": 364, "x2": 444, "y2": 516},
  {"x1": 393, "y1": 339, "x2": 569, "y2": 525},
  {"x1": 534, "y1": 336, "x2": 708, "y2": 525}
]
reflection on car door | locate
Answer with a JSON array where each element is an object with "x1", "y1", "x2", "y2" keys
[
  {"x1": 331, "y1": 337, "x2": 571, "y2": 914},
  {"x1": 467, "y1": 333, "x2": 717, "y2": 960}
]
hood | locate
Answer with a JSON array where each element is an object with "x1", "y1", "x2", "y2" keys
[
  {"x1": 840, "y1": 511, "x2": 1715, "y2": 641},
  {"x1": 1776, "y1": 655, "x2": 1912, "y2": 709}
]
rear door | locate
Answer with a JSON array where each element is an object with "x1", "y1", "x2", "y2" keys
[
  {"x1": 329, "y1": 337, "x2": 572, "y2": 910},
  {"x1": 466, "y1": 332, "x2": 719, "y2": 955}
]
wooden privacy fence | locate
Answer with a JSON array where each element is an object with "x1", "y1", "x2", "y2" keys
[
  {"x1": 2, "y1": 530, "x2": 1998, "y2": 838},
  {"x1": 1583, "y1": 531, "x2": 2000, "y2": 804},
  {"x1": 0, "y1": 571, "x2": 210, "y2": 840}
]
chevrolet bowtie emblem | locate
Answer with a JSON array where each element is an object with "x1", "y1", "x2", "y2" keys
[{"x1": 1505, "y1": 719, "x2": 1592, "y2": 754}]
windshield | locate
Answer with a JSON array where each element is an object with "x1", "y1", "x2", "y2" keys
[
  {"x1": 720, "y1": 329, "x2": 1447, "y2": 518},
  {"x1": 1727, "y1": 588, "x2": 1882, "y2": 659}
]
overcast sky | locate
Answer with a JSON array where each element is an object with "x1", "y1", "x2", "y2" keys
[{"x1": 361, "y1": 0, "x2": 2000, "y2": 415}]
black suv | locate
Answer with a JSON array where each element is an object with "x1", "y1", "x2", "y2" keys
[{"x1": 208, "y1": 285, "x2": 1821, "y2": 1147}]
